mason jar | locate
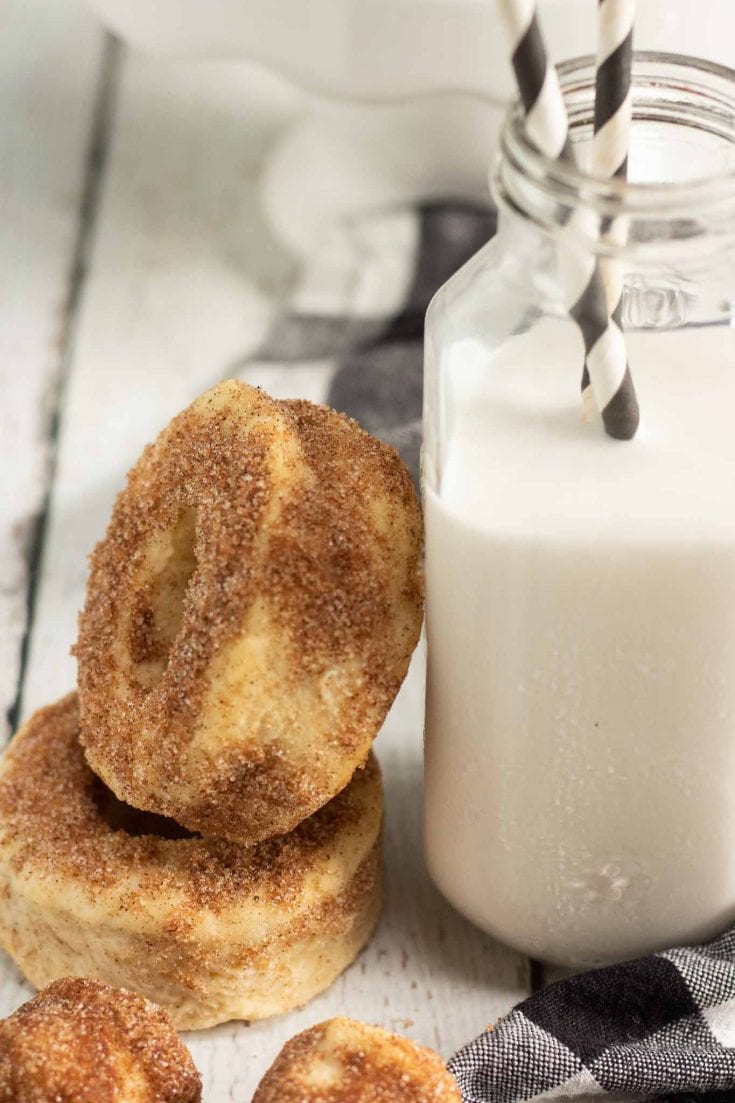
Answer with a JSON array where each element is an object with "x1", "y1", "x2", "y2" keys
[{"x1": 423, "y1": 53, "x2": 735, "y2": 967}]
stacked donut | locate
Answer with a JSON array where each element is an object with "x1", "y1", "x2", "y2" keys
[{"x1": 0, "y1": 381, "x2": 423, "y2": 1029}]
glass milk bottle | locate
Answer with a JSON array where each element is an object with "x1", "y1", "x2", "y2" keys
[{"x1": 423, "y1": 53, "x2": 735, "y2": 967}]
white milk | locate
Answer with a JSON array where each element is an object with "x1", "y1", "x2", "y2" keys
[{"x1": 424, "y1": 318, "x2": 735, "y2": 966}]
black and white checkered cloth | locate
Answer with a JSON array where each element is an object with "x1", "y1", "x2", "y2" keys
[
  {"x1": 450, "y1": 929, "x2": 735, "y2": 1103},
  {"x1": 235, "y1": 200, "x2": 496, "y2": 486},
  {"x1": 239, "y1": 199, "x2": 735, "y2": 1103}
]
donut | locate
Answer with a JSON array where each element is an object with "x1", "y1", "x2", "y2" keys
[
  {"x1": 0, "y1": 977, "x2": 201, "y2": 1103},
  {"x1": 74, "y1": 380, "x2": 422, "y2": 844},
  {"x1": 0, "y1": 696, "x2": 383, "y2": 1030},
  {"x1": 252, "y1": 1017, "x2": 462, "y2": 1103}
]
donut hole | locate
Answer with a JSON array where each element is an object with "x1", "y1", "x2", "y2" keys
[
  {"x1": 91, "y1": 777, "x2": 196, "y2": 840},
  {"x1": 130, "y1": 507, "x2": 198, "y2": 689}
]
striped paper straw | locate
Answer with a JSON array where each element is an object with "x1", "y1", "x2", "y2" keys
[
  {"x1": 594, "y1": 0, "x2": 635, "y2": 179},
  {"x1": 579, "y1": 0, "x2": 638, "y2": 430},
  {"x1": 500, "y1": 0, "x2": 570, "y2": 161},
  {"x1": 497, "y1": 0, "x2": 639, "y2": 440}
]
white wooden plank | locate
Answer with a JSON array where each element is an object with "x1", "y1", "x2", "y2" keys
[
  {"x1": 0, "y1": 0, "x2": 106, "y2": 740},
  {"x1": 19, "y1": 52, "x2": 300, "y2": 713},
  {"x1": 2, "y1": 44, "x2": 529, "y2": 1100}
]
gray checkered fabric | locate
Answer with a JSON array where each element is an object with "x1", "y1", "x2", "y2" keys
[
  {"x1": 234, "y1": 201, "x2": 495, "y2": 487},
  {"x1": 449, "y1": 934, "x2": 735, "y2": 1103}
]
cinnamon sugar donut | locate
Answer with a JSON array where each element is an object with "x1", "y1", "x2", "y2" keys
[
  {"x1": 252, "y1": 1018, "x2": 462, "y2": 1103},
  {"x1": 75, "y1": 380, "x2": 422, "y2": 844},
  {"x1": 0, "y1": 696, "x2": 383, "y2": 1030},
  {"x1": 0, "y1": 978, "x2": 201, "y2": 1103}
]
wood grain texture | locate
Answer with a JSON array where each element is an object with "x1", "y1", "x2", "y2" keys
[
  {"x1": 0, "y1": 28, "x2": 531, "y2": 1100},
  {"x1": 19, "y1": 50, "x2": 299, "y2": 713},
  {"x1": 0, "y1": 0, "x2": 107, "y2": 741}
]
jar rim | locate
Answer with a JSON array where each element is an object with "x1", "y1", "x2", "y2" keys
[{"x1": 497, "y1": 51, "x2": 735, "y2": 225}]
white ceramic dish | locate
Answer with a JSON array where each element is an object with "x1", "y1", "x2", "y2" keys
[
  {"x1": 86, "y1": 0, "x2": 735, "y2": 101},
  {"x1": 84, "y1": 0, "x2": 735, "y2": 255}
]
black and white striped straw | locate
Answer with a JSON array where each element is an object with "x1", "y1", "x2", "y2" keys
[
  {"x1": 594, "y1": 0, "x2": 635, "y2": 179},
  {"x1": 579, "y1": 0, "x2": 638, "y2": 427},
  {"x1": 498, "y1": 0, "x2": 639, "y2": 440},
  {"x1": 500, "y1": 0, "x2": 570, "y2": 161}
]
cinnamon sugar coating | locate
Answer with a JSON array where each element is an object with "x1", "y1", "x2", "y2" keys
[
  {"x1": 75, "y1": 380, "x2": 423, "y2": 844},
  {"x1": 252, "y1": 1018, "x2": 462, "y2": 1103},
  {"x1": 0, "y1": 977, "x2": 200, "y2": 1103},
  {"x1": 0, "y1": 696, "x2": 384, "y2": 1030}
]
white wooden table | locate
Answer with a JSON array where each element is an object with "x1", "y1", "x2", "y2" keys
[{"x1": 0, "y1": 1, "x2": 539, "y2": 1096}]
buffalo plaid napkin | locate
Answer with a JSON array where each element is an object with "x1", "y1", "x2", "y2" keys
[
  {"x1": 240, "y1": 199, "x2": 735, "y2": 1103},
  {"x1": 450, "y1": 929, "x2": 735, "y2": 1103},
  {"x1": 236, "y1": 199, "x2": 496, "y2": 485}
]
